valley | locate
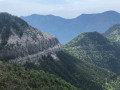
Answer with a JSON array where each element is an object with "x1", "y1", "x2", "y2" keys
[{"x1": 0, "y1": 12, "x2": 120, "y2": 90}]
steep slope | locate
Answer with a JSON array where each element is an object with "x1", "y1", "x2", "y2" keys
[
  {"x1": 0, "y1": 61, "x2": 78, "y2": 90},
  {"x1": 21, "y1": 14, "x2": 70, "y2": 44},
  {"x1": 0, "y1": 13, "x2": 63, "y2": 65},
  {"x1": 24, "y1": 51, "x2": 120, "y2": 90},
  {"x1": 104, "y1": 24, "x2": 120, "y2": 43},
  {"x1": 109, "y1": 76, "x2": 120, "y2": 89},
  {"x1": 21, "y1": 10, "x2": 120, "y2": 44},
  {"x1": 64, "y1": 32, "x2": 120, "y2": 74},
  {"x1": 0, "y1": 13, "x2": 120, "y2": 90}
]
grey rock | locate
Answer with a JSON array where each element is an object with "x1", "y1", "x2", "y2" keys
[{"x1": 0, "y1": 13, "x2": 63, "y2": 65}]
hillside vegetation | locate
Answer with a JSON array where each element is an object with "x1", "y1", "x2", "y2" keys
[
  {"x1": 25, "y1": 51, "x2": 120, "y2": 90},
  {"x1": 64, "y1": 32, "x2": 120, "y2": 74},
  {"x1": 104, "y1": 24, "x2": 120, "y2": 43},
  {"x1": 0, "y1": 61, "x2": 78, "y2": 90}
]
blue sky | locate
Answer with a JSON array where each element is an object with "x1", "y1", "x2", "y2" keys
[{"x1": 0, "y1": 0, "x2": 120, "y2": 18}]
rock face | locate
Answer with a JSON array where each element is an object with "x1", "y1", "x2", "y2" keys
[{"x1": 0, "y1": 13, "x2": 63, "y2": 65}]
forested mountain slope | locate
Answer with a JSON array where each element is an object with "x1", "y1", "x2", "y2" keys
[
  {"x1": 64, "y1": 32, "x2": 120, "y2": 74},
  {"x1": 104, "y1": 24, "x2": 120, "y2": 43},
  {"x1": 25, "y1": 51, "x2": 120, "y2": 90},
  {"x1": 0, "y1": 61, "x2": 78, "y2": 90}
]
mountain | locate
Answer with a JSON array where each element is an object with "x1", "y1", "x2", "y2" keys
[
  {"x1": 25, "y1": 51, "x2": 120, "y2": 90},
  {"x1": 0, "y1": 13, "x2": 63, "y2": 65},
  {"x1": 21, "y1": 10, "x2": 120, "y2": 44},
  {"x1": 0, "y1": 61, "x2": 78, "y2": 90},
  {"x1": 64, "y1": 32, "x2": 120, "y2": 74},
  {"x1": 104, "y1": 24, "x2": 120, "y2": 43},
  {"x1": 0, "y1": 13, "x2": 120, "y2": 90}
]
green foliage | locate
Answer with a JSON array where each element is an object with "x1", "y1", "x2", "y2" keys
[
  {"x1": 108, "y1": 76, "x2": 120, "y2": 89},
  {"x1": 64, "y1": 32, "x2": 120, "y2": 75},
  {"x1": 24, "y1": 51, "x2": 120, "y2": 90},
  {"x1": 0, "y1": 13, "x2": 29, "y2": 46},
  {"x1": 65, "y1": 32, "x2": 109, "y2": 47},
  {"x1": 104, "y1": 24, "x2": 120, "y2": 43},
  {"x1": 0, "y1": 61, "x2": 78, "y2": 90}
]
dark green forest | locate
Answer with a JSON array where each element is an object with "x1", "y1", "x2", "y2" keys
[
  {"x1": 0, "y1": 61, "x2": 78, "y2": 90},
  {"x1": 25, "y1": 51, "x2": 120, "y2": 90}
]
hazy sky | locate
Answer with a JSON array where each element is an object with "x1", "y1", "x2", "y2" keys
[{"x1": 0, "y1": 0, "x2": 120, "y2": 18}]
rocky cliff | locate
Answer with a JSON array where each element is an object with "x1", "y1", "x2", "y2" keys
[{"x1": 0, "y1": 13, "x2": 63, "y2": 65}]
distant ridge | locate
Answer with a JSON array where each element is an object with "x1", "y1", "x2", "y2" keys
[{"x1": 21, "y1": 10, "x2": 120, "y2": 44}]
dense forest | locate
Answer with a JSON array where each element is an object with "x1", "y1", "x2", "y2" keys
[
  {"x1": 0, "y1": 61, "x2": 78, "y2": 90},
  {"x1": 25, "y1": 51, "x2": 120, "y2": 90},
  {"x1": 64, "y1": 32, "x2": 120, "y2": 75},
  {"x1": 104, "y1": 24, "x2": 120, "y2": 43}
]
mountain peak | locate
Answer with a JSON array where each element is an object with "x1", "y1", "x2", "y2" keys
[
  {"x1": 102, "y1": 10, "x2": 119, "y2": 15},
  {"x1": 77, "y1": 10, "x2": 119, "y2": 18},
  {"x1": 65, "y1": 32, "x2": 109, "y2": 47},
  {"x1": 0, "y1": 12, "x2": 30, "y2": 46},
  {"x1": 0, "y1": 12, "x2": 28, "y2": 26},
  {"x1": 0, "y1": 12, "x2": 29, "y2": 32},
  {"x1": 105, "y1": 24, "x2": 120, "y2": 35},
  {"x1": 104, "y1": 24, "x2": 120, "y2": 42},
  {"x1": 65, "y1": 31, "x2": 120, "y2": 74},
  {"x1": 0, "y1": 13, "x2": 63, "y2": 64}
]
